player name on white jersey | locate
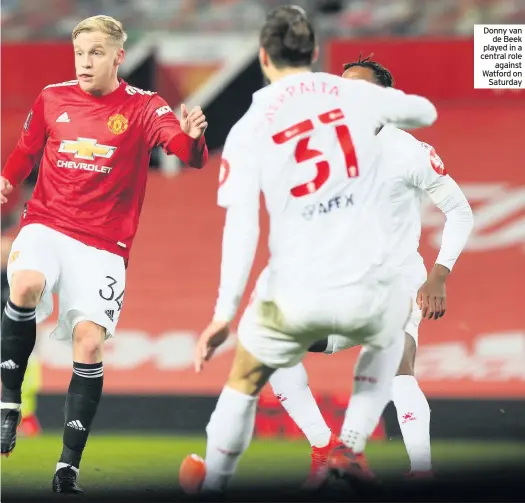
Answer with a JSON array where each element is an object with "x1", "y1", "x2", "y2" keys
[{"x1": 217, "y1": 72, "x2": 437, "y2": 294}]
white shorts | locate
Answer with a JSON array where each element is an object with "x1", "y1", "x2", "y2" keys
[
  {"x1": 324, "y1": 282, "x2": 423, "y2": 355},
  {"x1": 7, "y1": 224, "x2": 126, "y2": 343},
  {"x1": 404, "y1": 295, "x2": 422, "y2": 345},
  {"x1": 238, "y1": 278, "x2": 411, "y2": 369}
]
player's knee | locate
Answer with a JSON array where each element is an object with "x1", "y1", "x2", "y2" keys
[
  {"x1": 226, "y1": 376, "x2": 260, "y2": 397},
  {"x1": 226, "y1": 343, "x2": 275, "y2": 396},
  {"x1": 396, "y1": 332, "x2": 417, "y2": 376},
  {"x1": 226, "y1": 364, "x2": 274, "y2": 397},
  {"x1": 73, "y1": 322, "x2": 106, "y2": 363},
  {"x1": 9, "y1": 270, "x2": 46, "y2": 308}
]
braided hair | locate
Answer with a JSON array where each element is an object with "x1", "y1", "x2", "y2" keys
[{"x1": 343, "y1": 53, "x2": 394, "y2": 88}]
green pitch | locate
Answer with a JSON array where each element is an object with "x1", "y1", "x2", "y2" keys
[{"x1": 2, "y1": 434, "x2": 525, "y2": 496}]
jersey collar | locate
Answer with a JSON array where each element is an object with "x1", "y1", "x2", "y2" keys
[{"x1": 76, "y1": 78, "x2": 127, "y2": 102}]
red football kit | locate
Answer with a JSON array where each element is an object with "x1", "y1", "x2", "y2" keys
[{"x1": 2, "y1": 79, "x2": 208, "y2": 260}]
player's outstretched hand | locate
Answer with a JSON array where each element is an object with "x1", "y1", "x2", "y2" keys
[
  {"x1": 180, "y1": 104, "x2": 208, "y2": 140},
  {"x1": 416, "y1": 264, "x2": 448, "y2": 320},
  {"x1": 0, "y1": 176, "x2": 13, "y2": 205},
  {"x1": 194, "y1": 320, "x2": 229, "y2": 373}
]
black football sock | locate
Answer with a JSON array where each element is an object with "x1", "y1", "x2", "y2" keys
[
  {"x1": 1, "y1": 299, "x2": 37, "y2": 404},
  {"x1": 59, "y1": 362, "x2": 103, "y2": 469}
]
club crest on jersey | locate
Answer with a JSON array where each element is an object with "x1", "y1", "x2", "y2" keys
[
  {"x1": 429, "y1": 147, "x2": 446, "y2": 175},
  {"x1": 107, "y1": 114, "x2": 129, "y2": 135},
  {"x1": 421, "y1": 142, "x2": 446, "y2": 176},
  {"x1": 59, "y1": 138, "x2": 117, "y2": 160}
]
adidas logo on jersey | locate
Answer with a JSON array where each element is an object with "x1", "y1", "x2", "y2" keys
[
  {"x1": 67, "y1": 420, "x2": 86, "y2": 431},
  {"x1": 56, "y1": 112, "x2": 70, "y2": 123},
  {"x1": 0, "y1": 360, "x2": 19, "y2": 369},
  {"x1": 105, "y1": 310, "x2": 114, "y2": 322}
]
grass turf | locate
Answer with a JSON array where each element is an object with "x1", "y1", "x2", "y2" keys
[{"x1": 2, "y1": 434, "x2": 525, "y2": 496}]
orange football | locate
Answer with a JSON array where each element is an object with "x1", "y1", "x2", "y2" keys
[{"x1": 179, "y1": 454, "x2": 206, "y2": 494}]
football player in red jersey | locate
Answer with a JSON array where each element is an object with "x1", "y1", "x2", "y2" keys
[{"x1": 0, "y1": 15, "x2": 208, "y2": 495}]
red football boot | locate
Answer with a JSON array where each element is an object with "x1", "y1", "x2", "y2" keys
[
  {"x1": 302, "y1": 433, "x2": 341, "y2": 490},
  {"x1": 327, "y1": 444, "x2": 374, "y2": 483}
]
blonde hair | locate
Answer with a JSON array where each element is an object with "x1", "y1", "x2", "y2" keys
[{"x1": 72, "y1": 15, "x2": 128, "y2": 47}]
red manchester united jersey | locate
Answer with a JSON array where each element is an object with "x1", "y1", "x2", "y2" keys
[{"x1": 4, "y1": 79, "x2": 207, "y2": 260}]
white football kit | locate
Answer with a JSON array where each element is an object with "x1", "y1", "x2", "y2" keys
[
  {"x1": 214, "y1": 72, "x2": 438, "y2": 368},
  {"x1": 320, "y1": 125, "x2": 473, "y2": 353}
]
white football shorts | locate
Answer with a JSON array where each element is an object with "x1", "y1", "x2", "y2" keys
[
  {"x1": 238, "y1": 277, "x2": 411, "y2": 369},
  {"x1": 7, "y1": 223, "x2": 126, "y2": 343},
  {"x1": 323, "y1": 274, "x2": 424, "y2": 354}
]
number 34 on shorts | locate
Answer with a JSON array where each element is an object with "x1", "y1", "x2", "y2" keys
[{"x1": 98, "y1": 275, "x2": 125, "y2": 323}]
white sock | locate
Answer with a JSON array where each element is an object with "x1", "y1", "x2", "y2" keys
[
  {"x1": 340, "y1": 334, "x2": 404, "y2": 454},
  {"x1": 56, "y1": 462, "x2": 79, "y2": 475},
  {"x1": 269, "y1": 363, "x2": 331, "y2": 448},
  {"x1": 392, "y1": 375, "x2": 432, "y2": 472},
  {"x1": 203, "y1": 386, "x2": 258, "y2": 492}
]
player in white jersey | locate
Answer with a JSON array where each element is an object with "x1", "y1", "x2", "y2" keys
[
  {"x1": 180, "y1": 6, "x2": 437, "y2": 494},
  {"x1": 267, "y1": 56, "x2": 474, "y2": 486}
]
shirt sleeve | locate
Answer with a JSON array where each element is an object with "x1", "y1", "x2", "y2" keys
[
  {"x1": 213, "y1": 119, "x2": 261, "y2": 322},
  {"x1": 217, "y1": 121, "x2": 261, "y2": 209},
  {"x1": 408, "y1": 142, "x2": 474, "y2": 272},
  {"x1": 359, "y1": 82, "x2": 438, "y2": 130},
  {"x1": 2, "y1": 92, "x2": 47, "y2": 186},
  {"x1": 213, "y1": 205, "x2": 260, "y2": 322},
  {"x1": 408, "y1": 141, "x2": 448, "y2": 190},
  {"x1": 142, "y1": 94, "x2": 207, "y2": 168}
]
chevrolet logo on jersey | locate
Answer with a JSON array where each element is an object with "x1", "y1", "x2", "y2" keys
[{"x1": 59, "y1": 138, "x2": 117, "y2": 161}]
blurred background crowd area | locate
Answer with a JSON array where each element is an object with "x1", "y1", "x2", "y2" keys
[{"x1": 2, "y1": 0, "x2": 525, "y2": 42}]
